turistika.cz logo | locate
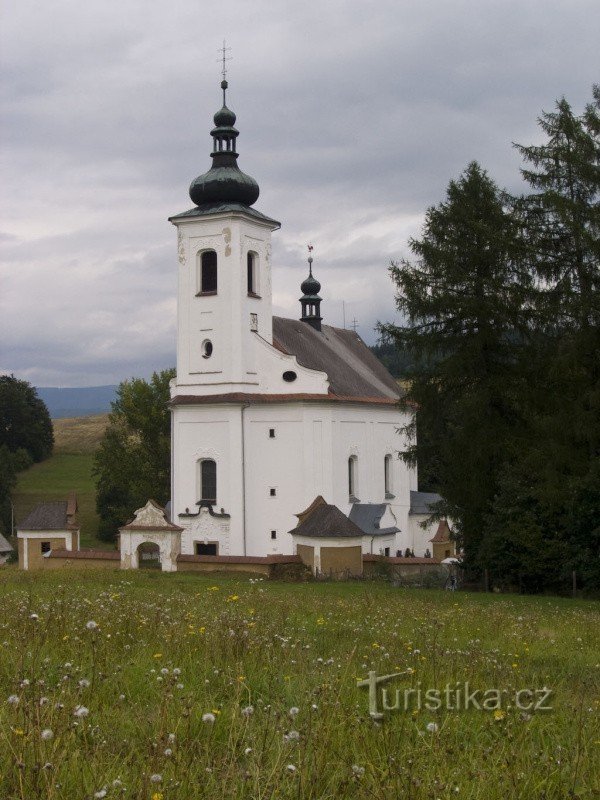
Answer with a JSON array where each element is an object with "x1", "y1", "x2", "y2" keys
[{"x1": 357, "y1": 670, "x2": 553, "y2": 720}]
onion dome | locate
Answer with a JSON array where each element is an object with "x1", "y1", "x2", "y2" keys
[
  {"x1": 300, "y1": 248, "x2": 323, "y2": 332},
  {"x1": 189, "y1": 79, "x2": 260, "y2": 207}
]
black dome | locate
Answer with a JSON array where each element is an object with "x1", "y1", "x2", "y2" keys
[
  {"x1": 189, "y1": 80, "x2": 259, "y2": 208},
  {"x1": 301, "y1": 273, "x2": 321, "y2": 295}
]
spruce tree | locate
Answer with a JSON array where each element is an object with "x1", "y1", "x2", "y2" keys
[
  {"x1": 380, "y1": 162, "x2": 529, "y2": 569},
  {"x1": 496, "y1": 86, "x2": 600, "y2": 589}
]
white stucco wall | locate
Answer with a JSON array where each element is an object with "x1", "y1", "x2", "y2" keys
[{"x1": 172, "y1": 399, "x2": 416, "y2": 557}]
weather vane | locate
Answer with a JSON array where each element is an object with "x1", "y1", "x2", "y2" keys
[{"x1": 217, "y1": 40, "x2": 232, "y2": 81}]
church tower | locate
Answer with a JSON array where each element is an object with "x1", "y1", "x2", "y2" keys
[{"x1": 169, "y1": 78, "x2": 280, "y2": 396}]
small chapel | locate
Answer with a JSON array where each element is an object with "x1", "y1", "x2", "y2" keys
[{"x1": 165, "y1": 76, "x2": 444, "y2": 570}]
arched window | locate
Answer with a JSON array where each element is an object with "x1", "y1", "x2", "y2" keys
[
  {"x1": 198, "y1": 459, "x2": 217, "y2": 504},
  {"x1": 384, "y1": 454, "x2": 393, "y2": 497},
  {"x1": 247, "y1": 251, "x2": 259, "y2": 296},
  {"x1": 199, "y1": 250, "x2": 217, "y2": 294},
  {"x1": 348, "y1": 455, "x2": 358, "y2": 500}
]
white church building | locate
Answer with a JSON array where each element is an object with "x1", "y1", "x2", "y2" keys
[{"x1": 166, "y1": 77, "x2": 442, "y2": 565}]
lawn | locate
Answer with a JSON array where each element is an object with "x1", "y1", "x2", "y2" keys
[
  {"x1": 12, "y1": 415, "x2": 110, "y2": 548},
  {"x1": 0, "y1": 569, "x2": 598, "y2": 799}
]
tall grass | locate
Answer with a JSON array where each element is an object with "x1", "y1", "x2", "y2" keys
[{"x1": 1, "y1": 570, "x2": 598, "y2": 799}]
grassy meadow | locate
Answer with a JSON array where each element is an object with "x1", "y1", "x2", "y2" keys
[
  {"x1": 1, "y1": 569, "x2": 598, "y2": 799},
  {"x1": 13, "y1": 414, "x2": 109, "y2": 548}
]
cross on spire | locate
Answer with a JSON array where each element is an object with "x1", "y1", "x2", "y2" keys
[{"x1": 218, "y1": 40, "x2": 232, "y2": 81}]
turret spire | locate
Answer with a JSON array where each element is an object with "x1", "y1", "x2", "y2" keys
[
  {"x1": 300, "y1": 244, "x2": 323, "y2": 332},
  {"x1": 189, "y1": 56, "x2": 259, "y2": 208}
]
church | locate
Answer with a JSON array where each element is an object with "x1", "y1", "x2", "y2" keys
[{"x1": 165, "y1": 76, "x2": 443, "y2": 570}]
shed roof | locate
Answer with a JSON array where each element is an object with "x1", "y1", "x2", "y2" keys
[
  {"x1": 272, "y1": 317, "x2": 401, "y2": 400},
  {"x1": 18, "y1": 501, "x2": 69, "y2": 531},
  {"x1": 290, "y1": 502, "x2": 365, "y2": 539},
  {"x1": 0, "y1": 532, "x2": 13, "y2": 553},
  {"x1": 348, "y1": 503, "x2": 399, "y2": 536},
  {"x1": 430, "y1": 519, "x2": 452, "y2": 543},
  {"x1": 409, "y1": 490, "x2": 442, "y2": 516}
]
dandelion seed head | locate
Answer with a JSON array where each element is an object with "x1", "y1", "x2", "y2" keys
[
  {"x1": 202, "y1": 713, "x2": 216, "y2": 724},
  {"x1": 41, "y1": 728, "x2": 54, "y2": 741},
  {"x1": 86, "y1": 620, "x2": 98, "y2": 631}
]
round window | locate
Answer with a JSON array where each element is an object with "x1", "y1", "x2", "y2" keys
[
  {"x1": 282, "y1": 370, "x2": 297, "y2": 382},
  {"x1": 202, "y1": 340, "x2": 213, "y2": 359}
]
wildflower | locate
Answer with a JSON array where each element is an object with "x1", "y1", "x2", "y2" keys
[
  {"x1": 153, "y1": 653, "x2": 162, "y2": 659},
  {"x1": 74, "y1": 705, "x2": 89, "y2": 718},
  {"x1": 112, "y1": 780, "x2": 123, "y2": 788},
  {"x1": 86, "y1": 620, "x2": 98, "y2": 631},
  {"x1": 289, "y1": 706, "x2": 300, "y2": 718},
  {"x1": 13, "y1": 728, "x2": 24, "y2": 736},
  {"x1": 160, "y1": 668, "x2": 169, "y2": 675},
  {"x1": 173, "y1": 668, "x2": 181, "y2": 676},
  {"x1": 167, "y1": 733, "x2": 176, "y2": 743},
  {"x1": 164, "y1": 748, "x2": 172, "y2": 757},
  {"x1": 152, "y1": 794, "x2": 164, "y2": 800},
  {"x1": 7, "y1": 694, "x2": 19, "y2": 706},
  {"x1": 30, "y1": 613, "x2": 39, "y2": 620},
  {"x1": 284, "y1": 730, "x2": 300, "y2": 742},
  {"x1": 493, "y1": 709, "x2": 506, "y2": 721},
  {"x1": 78, "y1": 679, "x2": 90, "y2": 689},
  {"x1": 94, "y1": 789, "x2": 107, "y2": 799},
  {"x1": 286, "y1": 764, "x2": 297, "y2": 773},
  {"x1": 352, "y1": 765, "x2": 365, "y2": 777},
  {"x1": 426, "y1": 722, "x2": 439, "y2": 733},
  {"x1": 241, "y1": 705, "x2": 254, "y2": 717},
  {"x1": 41, "y1": 729, "x2": 54, "y2": 741},
  {"x1": 150, "y1": 774, "x2": 162, "y2": 783},
  {"x1": 202, "y1": 713, "x2": 216, "y2": 724},
  {"x1": 244, "y1": 747, "x2": 253, "y2": 755}
]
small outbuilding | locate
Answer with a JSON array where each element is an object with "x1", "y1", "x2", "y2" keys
[{"x1": 17, "y1": 492, "x2": 80, "y2": 570}]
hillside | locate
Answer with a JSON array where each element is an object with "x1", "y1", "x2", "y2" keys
[
  {"x1": 36, "y1": 385, "x2": 117, "y2": 419},
  {"x1": 13, "y1": 414, "x2": 110, "y2": 548}
]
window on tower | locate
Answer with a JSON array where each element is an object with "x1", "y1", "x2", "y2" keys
[
  {"x1": 247, "y1": 251, "x2": 259, "y2": 296},
  {"x1": 198, "y1": 459, "x2": 217, "y2": 504},
  {"x1": 198, "y1": 250, "x2": 217, "y2": 294}
]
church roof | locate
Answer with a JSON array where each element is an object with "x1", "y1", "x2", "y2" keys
[
  {"x1": 409, "y1": 490, "x2": 442, "y2": 515},
  {"x1": 348, "y1": 503, "x2": 399, "y2": 536},
  {"x1": 289, "y1": 502, "x2": 365, "y2": 538},
  {"x1": 18, "y1": 501, "x2": 69, "y2": 531},
  {"x1": 272, "y1": 317, "x2": 401, "y2": 400}
]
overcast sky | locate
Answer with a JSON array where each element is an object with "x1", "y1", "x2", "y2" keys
[{"x1": 1, "y1": 1, "x2": 598, "y2": 387}]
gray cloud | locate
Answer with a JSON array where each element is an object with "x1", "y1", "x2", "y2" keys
[{"x1": 1, "y1": 0, "x2": 598, "y2": 386}]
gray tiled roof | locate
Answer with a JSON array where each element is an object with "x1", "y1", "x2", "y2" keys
[
  {"x1": 349, "y1": 503, "x2": 399, "y2": 535},
  {"x1": 272, "y1": 317, "x2": 401, "y2": 400},
  {"x1": 290, "y1": 503, "x2": 365, "y2": 538},
  {"x1": 18, "y1": 501, "x2": 69, "y2": 531},
  {"x1": 409, "y1": 491, "x2": 442, "y2": 515},
  {"x1": 169, "y1": 202, "x2": 280, "y2": 228}
]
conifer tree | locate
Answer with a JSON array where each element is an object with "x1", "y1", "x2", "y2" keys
[{"x1": 381, "y1": 162, "x2": 530, "y2": 568}]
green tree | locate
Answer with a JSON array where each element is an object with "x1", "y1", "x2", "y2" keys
[
  {"x1": 380, "y1": 162, "x2": 530, "y2": 568},
  {"x1": 487, "y1": 87, "x2": 600, "y2": 590},
  {"x1": 0, "y1": 445, "x2": 32, "y2": 537},
  {"x1": 93, "y1": 369, "x2": 174, "y2": 542},
  {"x1": 0, "y1": 375, "x2": 54, "y2": 463}
]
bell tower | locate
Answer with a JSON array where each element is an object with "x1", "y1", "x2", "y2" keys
[{"x1": 169, "y1": 78, "x2": 280, "y2": 396}]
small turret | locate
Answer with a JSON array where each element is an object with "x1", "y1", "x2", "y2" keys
[{"x1": 300, "y1": 246, "x2": 323, "y2": 332}]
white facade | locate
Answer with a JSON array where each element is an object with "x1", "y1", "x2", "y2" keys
[{"x1": 169, "y1": 203, "x2": 424, "y2": 558}]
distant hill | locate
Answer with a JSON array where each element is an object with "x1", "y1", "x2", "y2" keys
[{"x1": 36, "y1": 385, "x2": 117, "y2": 419}]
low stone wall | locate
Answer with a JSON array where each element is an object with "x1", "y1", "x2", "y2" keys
[
  {"x1": 363, "y1": 555, "x2": 445, "y2": 585},
  {"x1": 177, "y1": 553, "x2": 302, "y2": 577},
  {"x1": 45, "y1": 549, "x2": 121, "y2": 570}
]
